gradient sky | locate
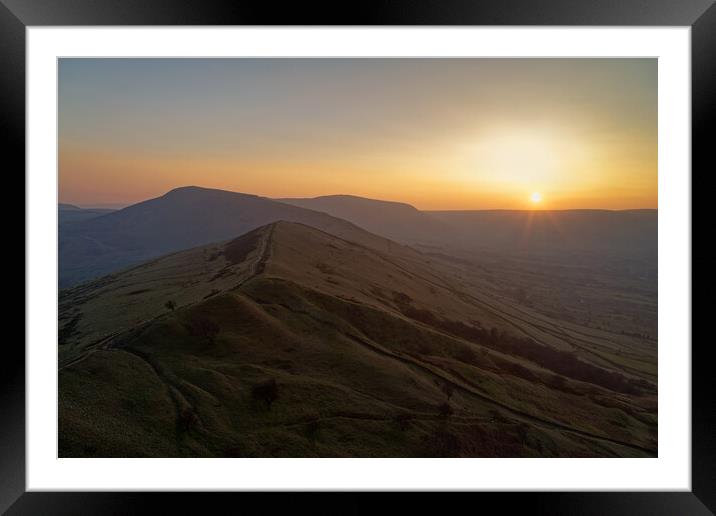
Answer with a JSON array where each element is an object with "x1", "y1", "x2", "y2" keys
[{"x1": 59, "y1": 58, "x2": 657, "y2": 210}]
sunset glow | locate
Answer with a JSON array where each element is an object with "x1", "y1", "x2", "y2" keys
[{"x1": 59, "y1": 58, "x2": 657, "y2": 210}]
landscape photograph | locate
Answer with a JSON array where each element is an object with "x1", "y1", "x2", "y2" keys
[{"x1": 58, "y1": 58, "x2": 657, "y2": 458}]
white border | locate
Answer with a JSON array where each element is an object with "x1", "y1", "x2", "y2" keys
[{"x1": 27, "y1": 27, "x2": 691, "y2": 491}]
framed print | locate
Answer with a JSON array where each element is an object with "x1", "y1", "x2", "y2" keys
[{"x1": 4, "y1": 0, "x2": 713, "y2": 513}]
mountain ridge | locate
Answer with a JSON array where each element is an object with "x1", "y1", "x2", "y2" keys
[{"x1": 58, "y1": 187, "x2": 396, "y2": 288}]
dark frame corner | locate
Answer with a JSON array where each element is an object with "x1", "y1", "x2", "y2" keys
[{"x1": 4, "y1": 0, "x2": 713, "y2": 514}]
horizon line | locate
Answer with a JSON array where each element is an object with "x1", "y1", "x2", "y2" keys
[{"x1": 59, "y1": 185, "x2": 658, "y2": 212}]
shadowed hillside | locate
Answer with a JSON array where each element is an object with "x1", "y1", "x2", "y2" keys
[{"x1": 59, "y1": 221, "x2": 656, "y2": 458}]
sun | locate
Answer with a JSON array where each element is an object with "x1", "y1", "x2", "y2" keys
[{"x1": 530, "y1": 192, "x2": 542, "y2": 204}]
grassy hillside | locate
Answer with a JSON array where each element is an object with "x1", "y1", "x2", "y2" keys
[{"x1": 59, "y1": 222, "x2": 656, "y2": 457}]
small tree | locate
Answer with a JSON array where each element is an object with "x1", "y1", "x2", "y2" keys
[
  {"x1": 165, "y1": 300, "x2": 177, "y2": 312},
  {"x1": 252, "y1": 378, "x2": 279, "y2": 409}
]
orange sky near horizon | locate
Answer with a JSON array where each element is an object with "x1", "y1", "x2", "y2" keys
[{"x1": 59, "y1": 58, "x2": 657, "y2": 211}]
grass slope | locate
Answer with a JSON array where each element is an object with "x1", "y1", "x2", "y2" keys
[{"x1": 59, "y1": 222, "x2": 656, "y2": 457}]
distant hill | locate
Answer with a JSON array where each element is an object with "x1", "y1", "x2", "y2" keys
[
  {"x1": 58, "y1": 186, "x2": 389, "y2": 288},
  {"x1": 60, "y1": 186, "x2": 658, "y2": 288},
  {"x1": 429, "y1": 209, "x2": 658, "y2": 261},
  {"x1": 278, "y1": 194, "x2": 451, "y2": 245},
  {"x1": 278, "y1": 197, "x2": 657, "y2": 263},
  {"x1": 59, "y1": 203, "x2": 82, "y2": 211},
  {"x1": 59, "y1": 205, "x2": 116, "y2": 225},
  {"x1": 59, "y1": 221, "x2": 656, "y2": 458}
]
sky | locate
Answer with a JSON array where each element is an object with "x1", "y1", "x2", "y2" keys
[{"x1": 59, "y1": 58, "x2": 657, "y2": 210}]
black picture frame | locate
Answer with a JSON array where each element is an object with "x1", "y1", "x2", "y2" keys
[{"x1": 3, "y1": 1, "x2": 712, "y2": 514}]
